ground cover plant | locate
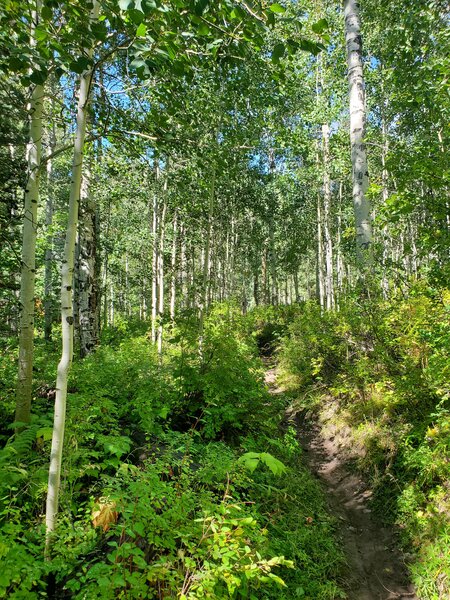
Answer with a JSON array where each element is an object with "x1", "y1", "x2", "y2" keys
[
  {"x1": 0, "y1": 305, "x2": 346, "y2": 599},
  {"x1": 278, "y1": 285, "x2": 450, "y2": 598}
]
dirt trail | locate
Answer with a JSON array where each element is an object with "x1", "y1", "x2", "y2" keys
[{"x1": 265, "y1": 366, "x2": 417, "y2": 600}]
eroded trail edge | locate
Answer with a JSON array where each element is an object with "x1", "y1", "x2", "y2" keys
[{"x1": 265, "y1": 367, "x2": 417, "y2": 600}]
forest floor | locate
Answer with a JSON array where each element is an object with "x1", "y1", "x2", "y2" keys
[{"x1": 265, "y1": 365, "x2": 418, "y2": 600}]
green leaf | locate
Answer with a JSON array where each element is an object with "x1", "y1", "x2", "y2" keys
[
  {"x1": 238, "y1": 452, "x2": 287, "y2": 476},
  {"x1": 70, "y1": 56, "x2": 91, "y2": 74},
  {"x1": 197, "y1": 22, "x2": 210, "y2": 36},
  {"x1": 136, "y1": 22, "x2": 147, "y2": 37},
  {"x1": 118, "y1": 0, "x2": 133, "y2": 9},
  {"x1": 36, "y1": 427, "x2": 53, "y2": 441},
  {"x1": 269, "y1": 3, "x2": 286, "y2": 13},
  {"x1": 230, "y1": 7, "x2": 245, "y2": 20},
  {"x1": 259, "y1": 452, "x2": 287, "y2": 476},
  {"x1": 238, "y1": 452, "x2": 261, "y2": 473},
  {"x1": 29, "y1": 69, "x2": 47, "y2": 85},
  {"x1": 35, "y1": 25, "x2": 48, "y2": 42},
  {"x1": 298, "y1": 38, "x2": 324, "y2": 55},
  {"x1": 41, "y1": 5, "x2": 52, "y2": 19},
  {"x1": 311, "y1": 18, "x2": 329, "y2": 34},
  {"x1": 272, "y1": 42, "x2": 285, "y2": 63}
]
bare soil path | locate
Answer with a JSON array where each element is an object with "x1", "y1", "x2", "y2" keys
[{"x1": 265, "y1": 366, "x2": 417, "y2": 600}]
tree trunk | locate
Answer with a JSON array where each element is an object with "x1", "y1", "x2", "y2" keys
[
  {"x1": 253, "y1": 272, "x2": 259, "y2": 306},
  {"x1": 293, "y1": 270, "x2": 299, "y2": 303},
  {"x1": 169, "y1": 210, "x2": 178, "y2": 320},
  {"x1": 344, "y1": 0, "x2": 372, "y2": 261},
  {"x1": 336, "y1": 182, "x2": 345, "y2": 304},
  {"x1": 157, "y1": 196, "x2": 167, "y2": 355},
  {"x1": 151, "y1": 173, "x2": 159, "y2": 344},
  {"x1": 44, "y1": 115, "x2": 56, "y2": 342},
  {"x1": 316, "y1": 194, "x2": 325, "y2": 309},
  {"x1": 77, "y1": 156, "x2": 99, "y2": 357},
  {"x1": 381, "y1": 115, "x2": 390, "y2": 297},
  {"x1": 322, "y1": 123, "x2": 335, "y2": 310},
  {"x1": 262, "y1": 245, "x2": 269, "y2": 304},
  {"x1": 199, "y1": 168, "x2": 215, "y2": 341},
  {"x1": 15, "y1": 3, "x2": 44, "y2": 428},
  {"x1": 45, "y1": 0, "x2": 100, "y2": 552},
  {"x1": 180, "y1": 221, "x2": 187, "y2": 310}
]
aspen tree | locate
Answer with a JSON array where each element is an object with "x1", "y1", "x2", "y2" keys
[
  {"x1": 381, "y1": 114, "x2": 390, "y2": 297},
  {"x1": 151, "y1": 167, "x2": 159, "y2": 344},
  {"x1": 344, "y1": 0, "x2": 372, "y2": 261},
  {"x1": 268, "y1": 149, "x2": 278, "y2": 305},
  {"x1": 316, "y1": 194, "x2": 325, "y2": 309},
  {"x1": 77, "y1": 155, "x2": 99, "y2": 357},
  {"x1": 180, "y1": 221, "x2": 187, "y2": 309},
  {"x1": 15, "y1": 1, "x2": 44, "y2": 427},
  {"x1": 169, "y1": 210, "x2": 178, "y2": 319},
  {"x1": 199, "y1": 168, "x2": 215, "y2": 341},
  {"x1": 157, "y1": 195, "x2": 167, "y2": 355},
  {"x1": 336, "y1": 181, "x2": 345, "y2": 302},
  {"x1": 322, "y1": 123, "x2": 334, "y2": 310},
  {"x1": 45, "y1": 0, "x2": 100, "y2": 551},
  {"x1": 44, "y1": 113, "x2": 56, "y2": 342}
]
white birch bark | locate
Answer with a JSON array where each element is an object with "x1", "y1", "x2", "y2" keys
[
  {"x1": 169, "y1": 210, "x2": 178, "y2": 320},
  {"x1": 344, "y1": 0, "x2": 372, "y2": 260},
  {"x1": 316, "y1": 195, "x2": 325, "y2": 309},
  {"x1": 180, "y1": 221, "x2": 187, "y2": 309},
  {"x1": 44, "y1": 115, "x2": 56, "y2": 342},
  {"x1": 15, "y1": 2, "x2": 44, "y2": 427},
  {"x1": 45, "y1": 0, "x2": 100, "y2": 551},
  {"x1": 336, "y1": 181, "x2": 345, "y2": 302},
  {"x1": 381, "y1": 116, "x2": 390, "y2": 297},
  {"x1": 322, "y1": 123, "x2": 335, "y2": 310},
  {"x1": 157, "y1": 196, "x2": 167, "y2": 355},
  {"x1": 199, "y1": 168, "x2": 215, "y2": 341},
  {"x1": 151, "y1": 180, "x2": 159, "y2": 344},
  {"x1": 267, "y1": 149, "x2": 278, "y2": 305}
]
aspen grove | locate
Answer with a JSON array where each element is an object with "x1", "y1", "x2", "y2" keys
[{"x1": 0, "y1": 1, "x2": 449, "y2": 599}]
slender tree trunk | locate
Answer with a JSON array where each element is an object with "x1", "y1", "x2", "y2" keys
[
  {"x1": 169, "y1": 210, "x2": 178, "y2": 319},
  {"x1": 77, "y1": 156, "x2": 99, "y2": 357},
  {"x1": 322, "y1": 123, "x2": 335, "y2": 310},
  {"x1": 151, "y1": 177, "x2": 159, "y2": 344},
  {"x1": 189, "y1": 245, "x2": 196, "y2": 310},
  {"x1": 180, "y1": 221, "x2": 187, "y2": 310},
  {"x1": 381, "y1": 115, "x2": 390, "y2": 297},
  {"x1": 344, "y1": 0, "x2": 372, "y2": 261},
  {"x1": 44, "y1": 115, "x2": 56, "y2": 342},
  {"x1": 110, "y1": 283, "x2": 115, "y2": 326},
  {"x1": 15, "y1": 3, "x2": 44, "y2": 427},
  {"x1": 262, "y1": 245, "x2": 269, "y2": 304},
  {"x1": 268, "y1": 149, "x2": 278, "y2": 305},
  {"x1": 293, "y1": 270, "x2": 299, "y2": 302},
  {"x1": 224, "y1": 229, "x2": 230, "y2": 299},
  {"x1": 316, "y1": 195, "x2": 325, "y2": 309},
  {"x1": 199, "y1": 168, "x2": 215, "y2": 341},
  {"x1": 157, "y1": 196, "x2": 167, "y2": 355},
  {"x1": 336, "y1": 182, "x2": 345, "y2": 304},
  {"x1": 101, "y1": 181, "x2": 111, "y2": 330},
  {"x1": 253, "y1": 272, "x2": 259, "y2": 306},
  {"x1": 45, "y1": 0, "x2": 100, "y2": 552}
]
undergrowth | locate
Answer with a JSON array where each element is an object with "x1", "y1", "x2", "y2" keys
[
  {"x1": 278, "y1": 284, "x2": 450, "y2": 599},
  {"x1": 0, "y1": 303, "x2": 345, "y2": 599}
]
